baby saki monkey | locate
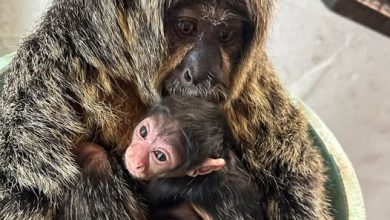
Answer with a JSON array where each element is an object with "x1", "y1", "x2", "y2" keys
[{"x1": 124, "y1": 96, "x2": 263, "y2": 220}]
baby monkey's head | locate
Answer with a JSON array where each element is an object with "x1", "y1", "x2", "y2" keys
[{"x1": 124, "y1": 96, "x2": 231, "y2": 180}]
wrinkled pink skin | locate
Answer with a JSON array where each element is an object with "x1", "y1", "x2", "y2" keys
[{"x1": 124, "y1": 116, "x2": 181, "y2": 180}]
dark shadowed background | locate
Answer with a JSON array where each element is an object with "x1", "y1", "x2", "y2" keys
[{"x1": 1, "y1": 0, "x2": 389, "y2": 219}]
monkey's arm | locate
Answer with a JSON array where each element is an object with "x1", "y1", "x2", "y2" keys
[
  {"x1": 202, "y1": 184, "x2": 263, "y2": 220},
  {"x1": 273, "y1": 141, "x2": 331, "y2": 220},
  {"x1": 0, "y1": 32, "x2": 87, "y2": 210},
  {"x1": 252, "y1": 118, "x2": 331, "y2": 219},
  {"x1": 0, "y1": 1, "x2": 111, "y2": 216},
  {"x1": 147, "y1": 171, "x2": 263, "y2": 220},
  {"x1": 0, "y1": 46, "x2": 85, "y2": 217},
  {"x1": 0, "y1": 0, "x2": 165, "y2": 218},
  {"x1": 226, "y1": 71, "x2": 332, "y2": 219},
  {"x1": 201, "y1": 172, "x2": 263, "y2": 220},
  {"x1": 56, "y1": 154, "x2": 147, "y2": 220}
]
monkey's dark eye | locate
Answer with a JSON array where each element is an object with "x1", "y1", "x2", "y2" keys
[
  {"x1": 140, "y1": 125, "x2": 147, "y2": 139},
  {"x1": 153, "y1": 151, "x2": 167, "y2": 162},
  {"x1": 219, "y1": 29, "x2": 235, "y2": 45},
  {"x1": 175, "y1": 19, "x2": 197, "y2": 37}
]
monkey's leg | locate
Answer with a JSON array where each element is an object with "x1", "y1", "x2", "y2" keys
[
  {"x1": 0, "y1": 4, "x2": 119, "y2": 217},
  {"x1": 0, "y1": 53, "x2": 88, "y2": 205},
  {"x1": 0, "y1": 63, "x2": 85, "y2": 219}
]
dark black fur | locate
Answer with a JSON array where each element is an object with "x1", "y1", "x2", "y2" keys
[
  {"x1": 143, "y1": 96, "x2": 263, "y2": 220},
  {"x1": 147, "y1": 154, "x2": 263, "y2": 220},
  {"x1": 145, "y1": 96, "x2": 229, "y2": 173}
]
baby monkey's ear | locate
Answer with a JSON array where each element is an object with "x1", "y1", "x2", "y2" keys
[{"x1": 186, "y1": 158, "x2": 225, "y2": 177}]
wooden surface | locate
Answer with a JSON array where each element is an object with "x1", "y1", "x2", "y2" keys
[{"x1": 322, "y1": 0, "x2": 390, "y2": 36}]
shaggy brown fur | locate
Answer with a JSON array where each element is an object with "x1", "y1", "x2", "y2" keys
[
  {"x1": 0, "y1": 0, "x2": 166, "y2": 219},
  {"x1": 158, "y1": 0, "x2": 331, "y2": 219},
  {"x1": 222, "y1": 1, "x2": 331, "y2": 219},
  {"x1": 0, "y1": 0, "x2": 331, "y2": 219}
]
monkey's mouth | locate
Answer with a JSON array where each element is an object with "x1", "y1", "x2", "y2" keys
[{"x1": 161, "y1": 80, "x2": 228, "y2": 103}]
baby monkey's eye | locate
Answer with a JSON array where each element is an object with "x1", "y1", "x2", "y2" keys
[
  {"x1": 153, "y1": 151, "x2": 167, "y2": 162},
  {"x1": 140, "y1": 125, "x2": 147, "y2": 139}
]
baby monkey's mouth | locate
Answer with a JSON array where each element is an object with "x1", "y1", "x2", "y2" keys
[{"x1": 161, "y1": 79, "x2": 228, "y2": 103}]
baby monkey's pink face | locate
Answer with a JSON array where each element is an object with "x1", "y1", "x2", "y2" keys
[{"x1": 124, "y1": 115, "x2": 182, "y2": 180}]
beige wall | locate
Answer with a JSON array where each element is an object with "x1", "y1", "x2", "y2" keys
[
  {"x1": 0, "y1": 0, "x2": 50, "y2": 56},
  {"x1": 268, "y1": 1, "x2": 390, "y2": 219}
]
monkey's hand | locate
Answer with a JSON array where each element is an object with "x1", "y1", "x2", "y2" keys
[{"x1": 72, "y1": 142, "x2": 113, "y2": 180}]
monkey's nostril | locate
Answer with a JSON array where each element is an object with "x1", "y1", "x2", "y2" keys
[
  {"x1": 183, "y1": 69, "x2": 192, "y2": 83},
  {"x1": 136, "y1": 165, "x2": 145, "y2": 171}
]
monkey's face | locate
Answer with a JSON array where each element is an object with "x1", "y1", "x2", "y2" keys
[
  {"x1": 160, "y1": 1, "x2": 247, "y2": 103},
  {"x1": 124, "y1": 115, "x2": 183, "y2": 180}
]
